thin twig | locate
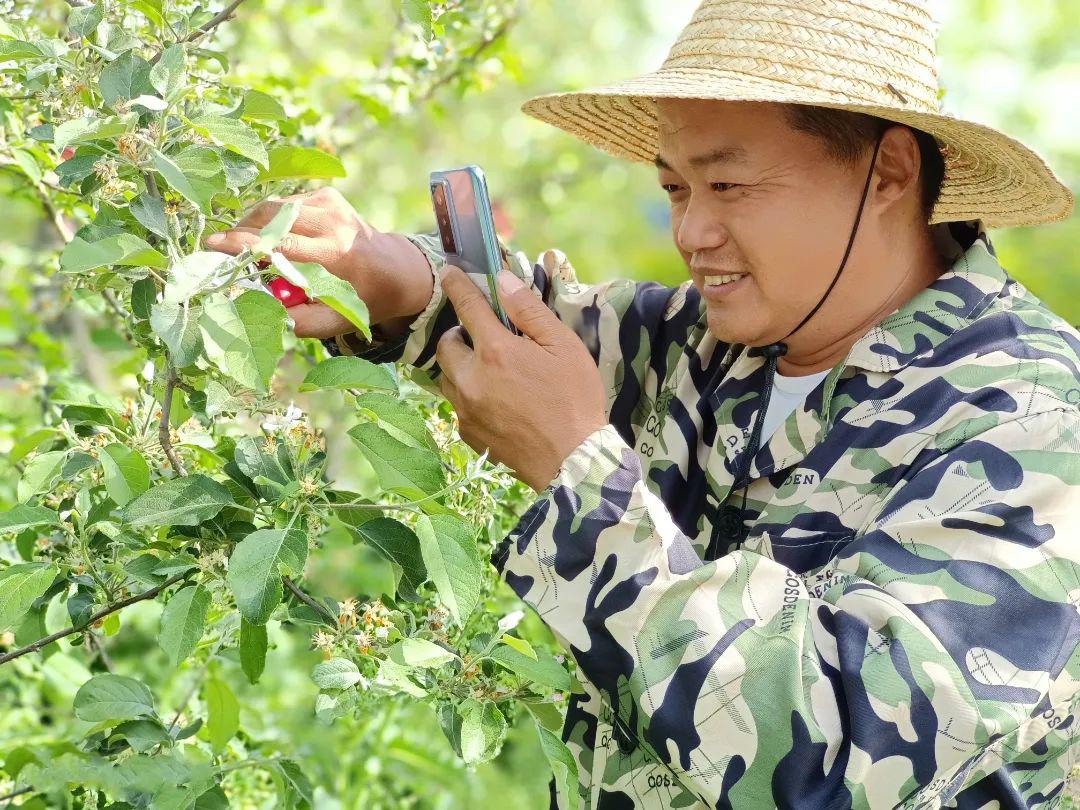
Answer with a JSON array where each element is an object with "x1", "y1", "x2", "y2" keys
[
  {"x1": 0, "y1": 573, "x2": 190, "y2": 666},
  {"x1": 282, "y1": 576, "x2": 337, "y2": 625},
  {"x1": 159, "y1": 364, "x2": 188, "y2": 476},
  {"x1": 0, "y1": 787, "x2": 33, "y2": 805},
  {"x1": 149, "y1": 0, "x2": 249, "y2": 64}
]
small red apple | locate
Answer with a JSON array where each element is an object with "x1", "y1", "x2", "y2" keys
[
  {"x1": 60, "y1": 147, "x2": 76, "y2": 161},
  {"x1": 267, "y1": 276, "x2": 309, "y2": 307}
]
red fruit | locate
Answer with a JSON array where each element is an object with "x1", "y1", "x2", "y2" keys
[
  {"x1": 267, "y1": 276, "x2": 309, "y2": 307},
  {"x1": 60, "y1": 147, "x2": 76, "y2": 161}
]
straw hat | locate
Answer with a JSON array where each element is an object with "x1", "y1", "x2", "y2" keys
[{"x1": 520, "y1": 0, "x2": 1073, "y2": 228}]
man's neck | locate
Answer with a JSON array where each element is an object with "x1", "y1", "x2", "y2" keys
[{"x1": 776, "y1": 235, "x2": 946, "y2": 377}]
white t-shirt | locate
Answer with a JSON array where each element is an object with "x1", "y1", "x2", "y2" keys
[{"x1": 759, "y1": 368, "x2": 831, "y2": 444}]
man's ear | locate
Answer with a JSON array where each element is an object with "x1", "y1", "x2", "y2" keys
[{"x1": 872, "y1": 124, "x2": 922, "y2": 213}]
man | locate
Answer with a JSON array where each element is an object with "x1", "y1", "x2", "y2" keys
[{"x1": 206, "y1": 0, "x2": 1080, "y2": 806}]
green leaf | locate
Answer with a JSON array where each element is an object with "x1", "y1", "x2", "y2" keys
[
  {"x1": 415, "y1": 514, "x2": 481, "y2": 626},
  {"x1": 241, "y1": 89, "x2": 286, "y2": 121},
  {"x1": 59, "y1": 234, "x2": 168, "y2": 275},
  {"x1": 99, "y1": 443, "x2": 151, "y2": 506},
  {"x1": 277, "y1": 759, "x2": 315, "y2": 808},
  {"x1": 0, "y1": 40, "x2": 44, "y2": 61},
  {"x1": 130, "y1": 193, "x2": 170, "y2": 239},
  {"x1": 163, "y1": 250, "x2": 231, "y2": 303},
  {"x1": 53, "y1": 115, "x2": 133, "y2": 150},
  {"x1": 128, "y1": 93, "x2": 167, "y2": 112},
  {"x1": 500, "y1": 633, "x2": 537, "y2": 660},
  {"x1": 529, "y1": 710, "x2": 580, "y2": 810},
  {"x1": 9, "y1": 428, "x2": 61, "y2": 465},
  {"x1": 239, "y1": 618, "x2": 267, "y2": 685},
  {"x1": 459, "y1": 699, "x2": 507, "y2": 765},
  {"x1": 114, "y1": 719, "x2": 172, "y2": 753},
  {"x1": 151, "y1": 145, "x2": 225, "y2": 213},
  {"x1": 259, "y1": 145, "x2": 346, "y2": 180},
  {"x1": 0, "y1": 563, "x2": 57, "y2": 632},
  {"x1": 69, "y1": 0, "x2": 104, "y2": 37},
  {"x1": 387, "y1": 638, "x2": 457, "y2": 668},
  {"x1": 311, "y1": 657, "x2": 362, "y2": 689},
  {"x1": 347, "y1": 422, "x2": 444, "y2": 499},
  {"x1": 489, "y1": 645, "x2": 570, "y2": 691},
  {"x1": 0, "y1": 504, "x2": 58, "y2": 534},
  {"x1": 158, "y1": 585, "x2": 210, "y2": 668},
  {"x1": 402, "y1": 0, "x2": 434, "y2": 40},
  {"x1": 300, "y1": 356, "x2": 396, "y2": 392},
  {"x1": 151, "y1": 299, "x2": 205, "y2": 368},
  {"x1": 349, "y1": 517, "x2": 427, "y2": 601},
  {"x1": 354, "y1": 392, "x2": 438, "y2": 451},
  {"x1": 17, "y1": 450, "x2": 67, "y2": 501},
  {"x1": 199, "y1": 290, "x2": 287, "y2": 393},
  {"x1": 73, "y1": 674, "x2": 156, "y2": 723},
  {"x1": 122, "y1": 474, "x2": 236, "y2": 527},
  {"x1": 149, "y1": 43, "x2": 185, "y2": 99},
  {"x1": 203, "y1": 675, "x2": 238, "y2": 753},
  {"x1": 99, "y1": 50, "x2": 153, "y2": 108},
  {"x1": 254, "y1": 200, "x2": 301, "y2": 253},
  {"x1": 190, "y1": 114, "x2": 268, "y2": 168},
  {"x1": 10, "y1": 148, "x2": 41, "y2": 184},
  {"x1": 233, "y1": 436, "x2": 292, "y2": 501},
  {"x1": 269, "y1": 254, "x2": 370, "y2": 336},
  {"x1": 226, "y1": 528, "x2": 307, "y2": 625}
]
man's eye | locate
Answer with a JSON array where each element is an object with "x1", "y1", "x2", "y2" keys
[
  {"x1": 712, "y1": 182, "x2": 738, "y2": 193},
  {"x1": 661, "y1": 183, "x2": 681, "y2": 193}
]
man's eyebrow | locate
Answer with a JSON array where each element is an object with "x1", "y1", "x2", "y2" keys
[{"x1": 653, "y1": 146, "x2": 748, "y2": 171}]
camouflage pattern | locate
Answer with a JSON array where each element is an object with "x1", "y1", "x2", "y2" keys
[{"x1": 330, "y1": 221, "x2": 1080, "y2": 808}]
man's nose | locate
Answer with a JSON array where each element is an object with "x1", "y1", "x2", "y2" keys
[{"x1": 675, "y1": 195, "x2": 728, "y2": 256}]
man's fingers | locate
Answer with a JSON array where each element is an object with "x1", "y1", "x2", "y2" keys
[
  {"x1": 439, "y1": 265, "x2": 507, "y2": 348},
  {"x1": 496, "y1": 269, "x2": 566, "y2": 346},
  {"x1": 204, "y1": 226, "x2": 336, "y2": 266},
  {"x1": 233, "y1": 199, "x2": 337, "y2": 236},
  {"x1": 290, "y1": 302, "x2": 356, "y2": 338},
  {"x1": 434, "y1": 325, "x2": 474, "y2": 385}
]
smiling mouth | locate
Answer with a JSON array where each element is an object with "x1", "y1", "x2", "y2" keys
[{"x1": 702, "y1": 273, "x2": 748, "y2": 287}]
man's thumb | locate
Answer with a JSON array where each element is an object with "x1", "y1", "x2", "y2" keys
[{"x1": 497, "y1": 269, "x2": 561, "y2": 344}]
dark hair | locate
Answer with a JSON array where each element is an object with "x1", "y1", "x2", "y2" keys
[{"x1": 783, "y1": 104, "x2": 945, "y2": 219}]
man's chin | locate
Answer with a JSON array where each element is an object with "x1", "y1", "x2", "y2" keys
[{"x1": 705, "y1": 309, "x2": 767, "y2": 347}]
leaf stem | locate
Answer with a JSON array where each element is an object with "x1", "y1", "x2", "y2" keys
[
  {"x1": 282, "y1": 575, "x2": 337, "y2": 626},
  {"x1": 159, "y1": 363, "x2": 188, "y2": 476}
]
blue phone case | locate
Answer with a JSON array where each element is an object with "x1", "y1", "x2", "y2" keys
[{"x1": 429, "y1": 165, "x2": 519, "y2": 336}]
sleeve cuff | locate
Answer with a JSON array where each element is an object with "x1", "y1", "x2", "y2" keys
[{"x1": 491, "y1": 423, "x2": 637, "y2": 575}]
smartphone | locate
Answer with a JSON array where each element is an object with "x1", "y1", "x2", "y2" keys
[{"x1": 430, "y1": 165, "x2": 519, "y2": 336}]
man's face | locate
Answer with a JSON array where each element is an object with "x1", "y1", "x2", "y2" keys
[{"x1": 655, "y1": 99, "x2": 877, "y2": 347}]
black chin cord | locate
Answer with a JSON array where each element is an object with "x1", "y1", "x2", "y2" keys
[{"x1": 728, "y1": 134, "x2": 884, "y2": 546}]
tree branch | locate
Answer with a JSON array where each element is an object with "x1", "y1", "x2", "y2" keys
[
  {"x1": 0, "y1": 786, "x2": 33, "y2": 805},
  {"x1": 159, "y1": 364, "x2": 188, "y2": 476},
  {"x1": 150, "y1": 0, "x2": 250, "y2": 64},
  {"x1": 283, "y1": 575, "x2": 337, "y2": 625},
  {"x1": 0, "y1": 573, "x2": 191, "y2": 666}
]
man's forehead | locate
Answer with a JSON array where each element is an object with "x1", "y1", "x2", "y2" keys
[{"x1": 654, "y1": 100, "x2": 790, "y2": 171}]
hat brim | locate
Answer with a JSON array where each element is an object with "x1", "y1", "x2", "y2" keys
[{"x1": 520, "y1": 69, "x2": 1074, "y2": 229}]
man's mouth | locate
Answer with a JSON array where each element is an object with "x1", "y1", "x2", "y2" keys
[{"x1": 702, "y1": 273, "x2": 747, "y2": 287}]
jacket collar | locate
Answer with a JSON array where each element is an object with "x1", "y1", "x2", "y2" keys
[{"x1": 706, "y1": 221, "x2": 1007, "y2": 491}]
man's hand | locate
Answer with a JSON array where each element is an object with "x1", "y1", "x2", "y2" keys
[
  {"x1": 205, "y1": 186, "x2": 433, "y2": 338},
  {"x1": 435, "y1": 265, "x2": 608, "y2": 491}
]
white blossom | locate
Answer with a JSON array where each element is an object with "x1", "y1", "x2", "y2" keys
[
  {"x1": 498, "y1": 610, "x2": 525, "y2": 632},
  {"x1": 261, "y1": 402, "x2": 305, "y2": 433}
]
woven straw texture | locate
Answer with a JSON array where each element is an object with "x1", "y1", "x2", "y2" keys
[{"x1": 520, "y1": 0, "x2": 1073, "y2": 228}]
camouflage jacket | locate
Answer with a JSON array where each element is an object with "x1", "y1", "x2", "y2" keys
[{"x1": 327, "y1": 222, "x2": 1080, "y2": 809}]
